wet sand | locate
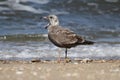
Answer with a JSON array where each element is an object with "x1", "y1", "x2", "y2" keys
[{"x1": 0, "y1": 60, "x2": 120, "y2": 80}]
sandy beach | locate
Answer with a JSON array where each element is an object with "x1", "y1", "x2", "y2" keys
[{"x1": 0, "y1": 60, "x2": 120, "y2": 80}]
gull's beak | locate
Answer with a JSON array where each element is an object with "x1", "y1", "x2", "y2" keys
[
  {"x1": 39, "y1": 16, "x2": 48, "y2": 20},
  {"x1": 45, "y1": 25, "x2": 48, "y2": 29},
  {"x1": 42, "y1": 16, "x2": 49, "y2": 29},
  {"x1": 44, "y1": 23, "x2": 50, "y2": 29}
]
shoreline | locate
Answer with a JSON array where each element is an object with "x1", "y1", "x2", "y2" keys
[{"x1": 0, "y1": 59, "x2": 120, "y2": 63}]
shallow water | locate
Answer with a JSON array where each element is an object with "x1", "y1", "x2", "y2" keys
[
  {"x1": 0, "y1": 0, "x2": 120, "y2": 60},
  {"x1": 0, "y1": 41, "x2": 120, "y2": 60}
]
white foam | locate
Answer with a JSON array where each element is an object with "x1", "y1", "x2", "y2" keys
[
  {"x1": 0, "y1": 0, "x2": 49, "y2": 14},
  {"x1": 105, "y1": 0, "x2": 118, "y2": 3},
  {"x1": 20, "y1": 0, "x2": 49, "y2": 4},
  {"x1": 0, "y1": 41, "x2": 120, "y2": 60},
  {"x1": 0, "y1": 0, "x2": 69, "y2": 14},
  {"x1": 0, "y1": 7, "x2": 10, "y2": 11},
  {"x1": 50, "y1": 9, "x2": 69, "y2": 15}
]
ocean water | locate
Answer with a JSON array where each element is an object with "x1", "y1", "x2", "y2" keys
[{"x1": 0, "y1": 0, "x2": 120, "y2": 60}]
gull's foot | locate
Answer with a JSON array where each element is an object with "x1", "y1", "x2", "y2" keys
[
  {"x1": 64, "y1": 57, "x2": 72, "y2": 63},
  {"x1": 57, "y1": 58, "x2": 71, "y2": 63}
]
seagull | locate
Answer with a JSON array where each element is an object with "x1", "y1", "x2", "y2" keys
[{"x1": 43, "y1": 15, "x2": 94, "y2": 59}]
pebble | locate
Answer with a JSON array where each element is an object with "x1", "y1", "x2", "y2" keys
[
  {"x1": 101, "y1": 60, "x2": 106, "y2": 63},
  {"x1": 72, "y1": 73, "x2": 79, "y2": 77},
  {"x1": 110, "y1": 68, "x2": 120, "y2": 72},
  {"x1": 0, "y1": 67, "x2": 2, "y2": 70},
  {"x1": 73, "y1": 62, "x2": 79, "y2": 65},
  {"x1": 16, "y1": 71, "x2": 23, "y2": 75},
  {"x1": 64, "y1": 73, "x2": 79, "y2": 77},
  {"x1": 32, "y1": 71, "x2": 37, "y2": 76},
  {"x1": 66, "y1": 73, "x2": 71, "y2": 77},
  {"x1": 38, "y1": 67, "x2": 42, "y2": 70},
  {"x1": 81, "y1": 58, "x2": 92, "y2": 63}
]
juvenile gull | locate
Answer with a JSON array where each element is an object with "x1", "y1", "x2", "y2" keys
[{"x1": 43, "y1": 15, "x2": 94, "y2": 59}]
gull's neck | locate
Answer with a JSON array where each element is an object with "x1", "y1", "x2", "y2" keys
[{"x1": 49, "y1": 19, "x2": 59, "y2": 26}]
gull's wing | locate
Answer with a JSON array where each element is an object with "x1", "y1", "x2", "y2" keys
[{"x1": 48, "y1": 26, "x2": 84, "y2": 45}]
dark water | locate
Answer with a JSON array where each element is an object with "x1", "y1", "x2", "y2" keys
[{"x1": 0, "y1": 0, "x2": 120, "y2": 60}]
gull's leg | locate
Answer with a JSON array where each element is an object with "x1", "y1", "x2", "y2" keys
[
  {"x1": 65, "y1": 48, "x2": 67, "y2": 59},
  {"x1": 57, "y1": 48, "x2": 61, "y2": 63},
  {"x1": 64, "y1": 48, "x2": 71, "y2": 63}
]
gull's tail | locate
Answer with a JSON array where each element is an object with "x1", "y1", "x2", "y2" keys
[{"x1": 82, "y1": 40, "x2": 94, "y2": 45}]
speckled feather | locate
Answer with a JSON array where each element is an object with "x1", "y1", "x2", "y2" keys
[{"x1": 48, "y1": 25, "x2": 85, "y2": 48}]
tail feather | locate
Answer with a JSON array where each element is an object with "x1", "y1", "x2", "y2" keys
[{"x1": 80, "y1": 40, "x2": 94, "y2": 45}]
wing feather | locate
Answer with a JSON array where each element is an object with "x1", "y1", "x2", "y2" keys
[{"x1": 48, "y1": 26, "x2": 85, "y2": 47}]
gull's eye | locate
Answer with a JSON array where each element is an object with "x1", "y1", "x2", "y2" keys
[{"x1": 49, "y1": 16, "x2": 53, "y2": 19}]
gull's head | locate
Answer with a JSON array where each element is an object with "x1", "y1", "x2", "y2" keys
[{"x1": 43, "y1": 15, "x2": 59, "y2": 28}]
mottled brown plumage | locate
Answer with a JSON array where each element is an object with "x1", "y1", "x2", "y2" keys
[{"x1": 43, "y1": 15, "x2": 94, "y2": 58}]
